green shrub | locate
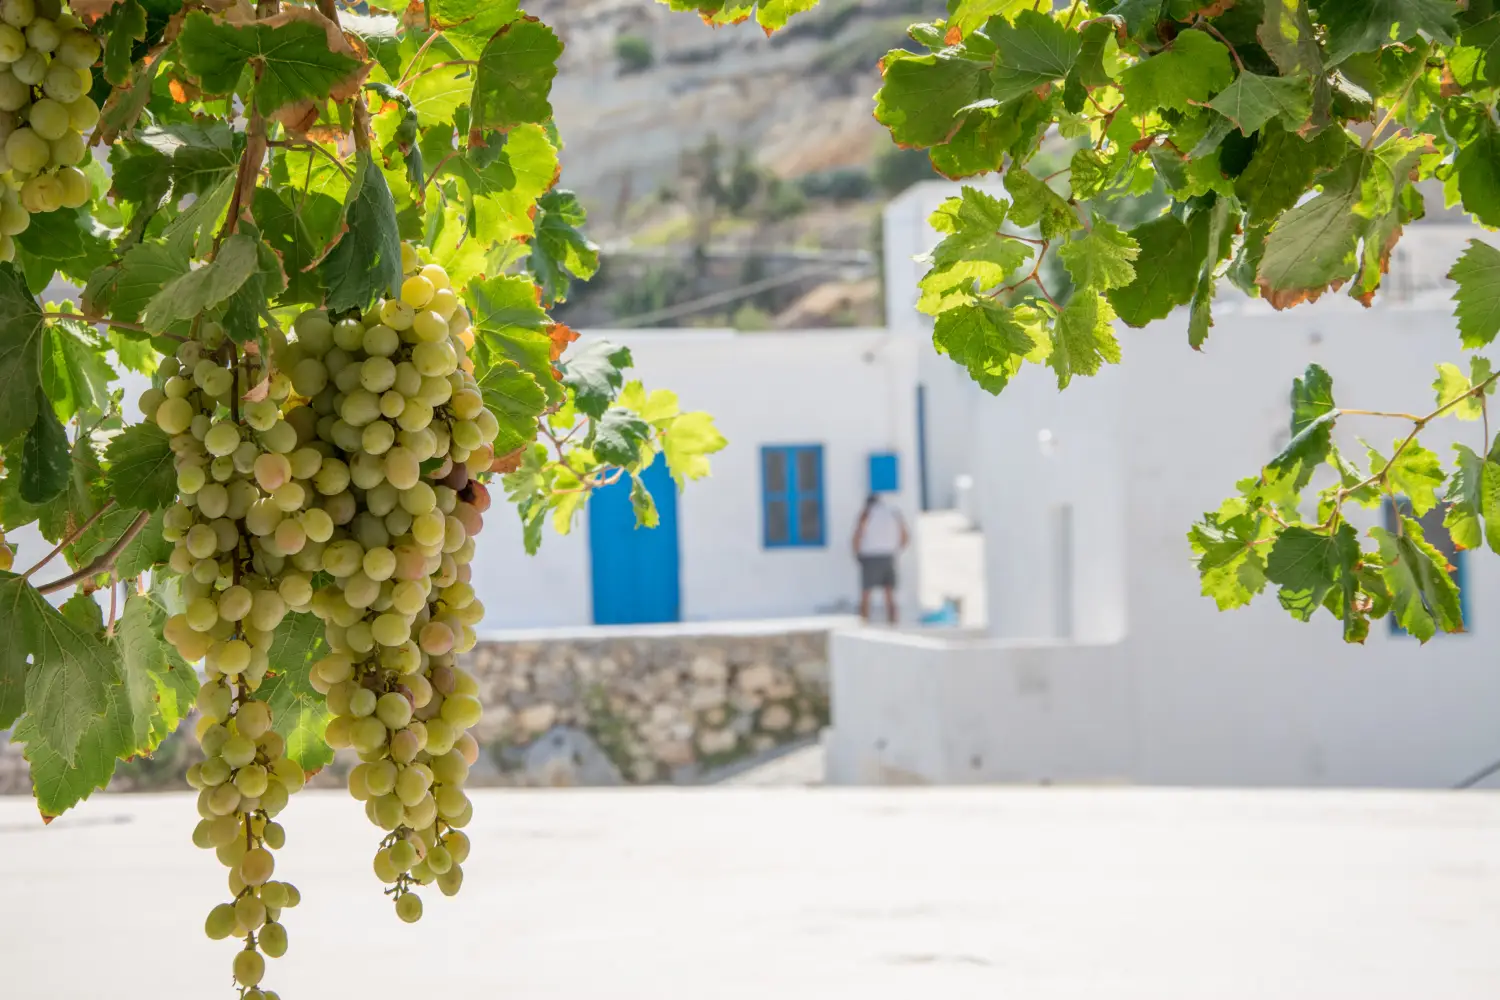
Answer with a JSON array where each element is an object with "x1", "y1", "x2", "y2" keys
[{"x1": 615, "y1": 33, "x2": 654, "y2": 74}]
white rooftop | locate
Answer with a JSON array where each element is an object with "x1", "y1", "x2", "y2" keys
[{"x1": 3, "y1": 788, "x2": 1499, "y2": 999}]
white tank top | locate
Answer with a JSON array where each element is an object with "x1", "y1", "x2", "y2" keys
[{"x1": 858, "y1": 501, "x2": 903, "y2": 556}]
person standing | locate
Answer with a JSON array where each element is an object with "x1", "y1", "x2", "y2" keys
[{"x1": 853, "y1": 493, "x2": 907, "y2": 624}]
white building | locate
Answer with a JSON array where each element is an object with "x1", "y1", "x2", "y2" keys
[
  {"x1": 827, "y1": 183, "x2": 1500, "y2": 789},
  {"x1": 471, "y1": 328, "x2": 923, "y2": 628}
]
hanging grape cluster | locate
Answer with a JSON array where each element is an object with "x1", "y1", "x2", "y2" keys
[
  {"x1": 0, "y1": 0, "x2": 98, "y2": 258},
  {"x1": 145, "y1": 244, "x2": 495, "y2": 993}
]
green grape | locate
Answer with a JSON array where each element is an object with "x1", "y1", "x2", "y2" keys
[
  {"x1": 40, "y1": 59, "x2": 83, "y2": 102},
  {"x1": 205, "y1": 903, "x2": 238, "y2": 940},
  {"x1": 446, "y1": 831, "x2": 471, "y2": 864},
  {"x1": 393, "y1": 763, "x2": 428, "y2": 805},
  {"x1": 371, "y1": 612, "x2": 412, "y2": 647},
  {"x1": 0, "y1": 69, "x2": 23, "y2": 110},
  {"x1": 425, "y1": 844, "x2": 453, "y2": 875},
  {"x1": 400, "y1": 274, "x2": 434, "y2": 308},
  {"x1": 377, "y1": 691, "x2": 413, "y2": 730},
  {"x1": 48, "y1": 128, "x2": 84, "y2": 167},
  {"x1": 411, "y1": 310, "x2": 448, "y2": 342},
  {"x1": 27, "y1": 96, "x2": 66, "y2": 139},
  {"x1": 240, "y1": 848, "x2": 275, "y2": 886},
  {"x1": 429, "y1": 287, "x2": 459, "y2": 320},
  {"x1": 373, "y1": 848, "x2": 400, "y2": 884},
  {"x1": 351, "y1": 716, "x2": 387, "y2": 753},
  {"x1": 204, "y1": 422, "x2": 241, "y2": 457},
  {"x1": 0, "y1": 22, "x2": 20, "y2": 60},
  {"x1": 382, "y1": 447, "x2": 420, "y2": 490},
  {"x1": 11, "y1": 49, "x2": 43, "y2": 86},
  {"x1": 56, "y1": 29, "x2": 98, "y2": 68},
  {"x1": 5, "y1": 125, "x2": 45, "y2": 173},
  {"x1": 233, "y1": 949, "x2": 265, "y2": 988},
  {"x1": 22, "y1": 15, "x2": 53, "y2": 51},
  {"x1": 235, "y1": 892, "x2": 268, "y2": 931},
  {"x1": 221, "y1": 733, "x2": 257, "y2": 769},
  {"x1": 389, "y1": 839, "x2": 419, "y2": 871},
  {"x1": 291, "y1": 357, "x2": 329, "y2": 396},
  {"x1": 65, "y1": 95, "x2": 97, "y2": 132},
  {"x1": 259, "y1": 921, "x2": 288, "y2": 959},
  {"x1": 436, "y1": 864, "x2": 464, "y2": 897}
]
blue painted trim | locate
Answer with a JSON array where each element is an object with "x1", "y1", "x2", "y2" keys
[
  {"x1": 868, "y1": 452, "x2": 899, "y2": 494},
  {"x1": 761, "y1": 444, "x2": 825, "y2": 548},
  {"x1": 588, "y1": 455, "x2": 681, "y2": 624}
]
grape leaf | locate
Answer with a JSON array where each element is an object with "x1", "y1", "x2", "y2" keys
[
  {"x1": 560, "y1": 341, "x2": 634, "y2": 419},
  {"x1": 260, "y1": 612, "x2": 333, "y2": 773},
  {"x1": 1291, "y1": 362, "x2": 1336, "y2": 431},
  {"x1": 1187, "y1": 504, "x2": 1273, "y2": 611},
  {"x1": 177, "y1": 9, "x2": 366, "y2": 118},
  {"x1": 1368, "y1": 439, "x2": 1445, "y2": 516},
  {"x1": 1265, "y1": 523, "x2": 1359, "y2": 622},
  {"x1": 251, "y1": 188, "x2": 322, "y2": 305},
  {"x1": 12, "y1": 679, "x2": 130, "y2": 818},
  {"x1": 1432, "y1": 362, "x2": 1484, "y2": 419},
  {"x1": 931, "y1": 299, "x2": 1034, "y2": 394},
  {"x1": 1255, "y1": 154, "x2": 1364, "y2": 308},
  {"x1": 1119, "y1": 29, "x2": 1234, "y2": 114},
  {"x1": 42, "y1": 320, "x2": 113, "y2": 422},
  {"x1": 1188, "y1": 198, "x2": 1238, "y2": 349},
  {"x1": 476, "y1": 360, "x2": 547, "y2": 456},
  {"x1": 1455, "y1": 114, "x2": 1500, "y2": 228},
  {"x1": 115, "y1": 594, "x2": 193, "y2": 753},
  {"x1": 918, "y1": 187, "x2": 1033, "y2": 313},
  {"x1": 655, "y1": 0, "x2": 817, "y2": 32},
  {"x1": 19, "y1": 395, "x2": 69, "y2": 504},
  {"x1": 1107, "y1": 212, "x2": 1209, "y2": 327},
  {"x1": 630, "y1": 474, "x2": 659, "y2": 529},
  {"x1": 427, "y1": 0, "x2": 520, "y2": 53},
  {"x1": 104, "y1": 423, "x2": 178, "y2": 511},
  {"x1": 1234, "y1": 123, "x2": 1350, "y2": 225},
  {"x1": 593, "y1": 407, "x2": 651, "y2": 467},
  {"x1": 1482, "y1": 456, "x2": 1500, "y2": 555},
  {"x1": 1371, "y1": 519, "x2": 1463, "y2": 642},
  {"x1": 102, "y1": 0, "x2": 147, "y2": 87},
  {"x1": 1444, "y1": 442, "x2": 1483, "y2": 551},
  {"x1": 1451, "y1": 7, "x2": 1500, "y2": 89},
  {"x1": 1049, "y1": 290, "x2": 1121, "y2": 389},
  {"x1": 319, "y1": 151, "x2": 404, "y2": 313},
  {"x1": 987, "y1": 9, "x2": 1081, "y2": 105},
  {"x1": 944, "y1": 0, "x2": 1032, "y2": 40},
  {"x1": 1259, "y1": 0, "x2": 1325, "y2": 77},
  {"x1": 1320, "y1": 0, "x2": 1458, "y2": 66},
  {"x1": 1206, "y1": 71, "x2": 1314, "y2": 134},
  {"x1": 1450, "y1": 239, "x2": 1500, "y2": 348},
  {"x1": 1057, "y1": 216, "x2": 1139, "y2": 291},
  {"x1": 0, "y1": 261, "x2": 47, "y2": 442},
  {"x1": 97, "y1": 242, "x2": 192, "y2": 324},
  {"x1": 661, "y1": 410, "x2": 727, "y2": 487},
  {"x1": 1003, "y1": 167, "x2": 1080, "y2": 239},
  {"x1": 529, "y1": 189, "x2": 599, "y2": 306},
  {"x1": 470, "y1": 16, "x2": 562, "y2": 134},
  {"x1": 874, "y1": 47, "x2": 989, "y2": 149},
  {"x1": 140, "y1": 233, "x2": 260, "y2": 332},
  {"x1": 0, "y1": 571, "x2": 118, "y2": 765},
  {"x1": 466, "y1": 273, "x2": 557, "y2": 401}
]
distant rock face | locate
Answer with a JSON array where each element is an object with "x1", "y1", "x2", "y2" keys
[{"x1": 460, "y1": 628, "x2": 832, "y2": 786}]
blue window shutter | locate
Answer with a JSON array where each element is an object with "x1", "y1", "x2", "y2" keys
[
  {"x1": 868, "y1": 452, "x2": 898, "y2": 494},
  {"x1": 761, "y1": 444, "x2": 825, "y2": 549}
]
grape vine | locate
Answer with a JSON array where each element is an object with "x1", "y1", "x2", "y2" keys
[
  {"x1": 0, "y1": 0, "x2": 726, "y2": 995},
  {"x1": 7, "y1": 0, "x2": 1500, "y2": 993}
]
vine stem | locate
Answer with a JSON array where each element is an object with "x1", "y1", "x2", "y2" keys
[
  {"x1": 36, "y1": 511, "x2": 149, "y2": 595},
  {"x1": 22, "y1": 500, "x2": 116, "y2": 579},
  {"x1": 396, "y1": 28, "x2": 444, "y2": 88},
  {"x1": 398, "y1": 59, "x2": 474, "y2": 90},
  {"x1": 1339, "y1": 407, "x2": 1425, "y2": 421},
  {"x1": 268, "y1": 139, "x2": 352, "y2": 178},
  {"x1": 1195, "y1": 17, "x2": 1244, "y2": 73},
  {"x1": 1364, "y1": 50, "x2": 1427, "y2": 151},
  {"x1": 318, "y1": 0, "x2": 373, "y2": 151},
  {"x1": 1322, "y1": 370, "x2": 1500, "y2": 530}
]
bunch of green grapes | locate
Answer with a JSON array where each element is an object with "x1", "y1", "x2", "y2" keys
[
  {"x1": 0, "y1": 0, "x2": 101, "y2": 260},
  {"x1": 143, "y1": 326, "x2": 335, "y2": 996},
  {"x1": 279, "y1": 246, "x2": 496, "y2": 921}
]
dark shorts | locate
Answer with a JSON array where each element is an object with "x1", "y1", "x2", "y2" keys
[{"x1": 859, "y1": 555, "x2": 896, "y2": 591}]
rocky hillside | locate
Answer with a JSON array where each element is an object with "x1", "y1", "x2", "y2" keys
[{"x1": 548, "y1": 0, "x2": 943, "y2": 233}]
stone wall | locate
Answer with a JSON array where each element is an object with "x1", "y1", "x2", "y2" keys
[
  {"x1": 463, "y1": 626, "x2": 831, "y2": 786},
  {"x1": 0, "y1": 623, "x2": 833, "y2": 795}
]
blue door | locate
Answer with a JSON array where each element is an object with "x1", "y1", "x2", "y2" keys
[{"x1": 588, "y1": 455, "x2": 680, "y2": 624}]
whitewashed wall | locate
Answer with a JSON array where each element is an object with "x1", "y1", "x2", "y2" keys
[
  {"x1": 828, "y1": 292, "x2": 1500, "y2": 788},
  {"x1": 473, "y1": 328, "x2": 922, "y2": 628}
]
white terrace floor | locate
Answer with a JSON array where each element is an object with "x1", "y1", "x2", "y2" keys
[{"x1": 3, "y1": 788, "x2": 1499, "y2": 999}]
